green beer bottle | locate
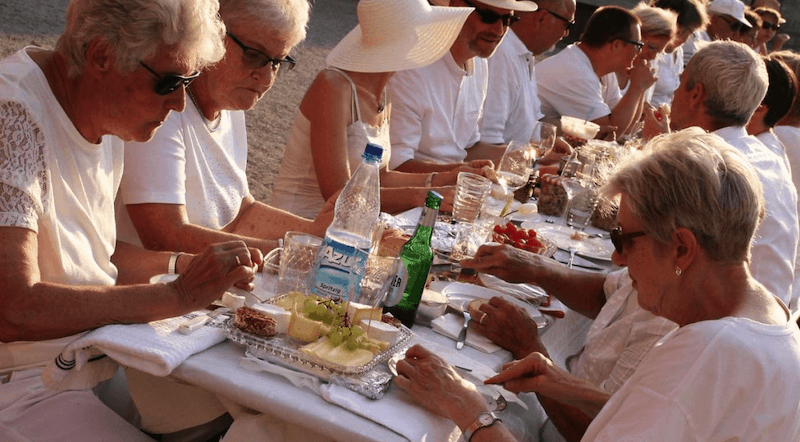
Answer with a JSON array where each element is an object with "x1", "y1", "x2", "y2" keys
[{"x1": 385, "y1": 191, "x2": 442, "y2": 328}]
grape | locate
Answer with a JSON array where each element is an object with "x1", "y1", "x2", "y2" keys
[
  {"x1": 328, "y1": 330, "x2": 343, "y2": 347},
  {"x1": 344, "y1": 336, "x2": 359, "y2": 351},
  {"x1": 351, "y1": 325, "x2": 364, "y2": 338}
]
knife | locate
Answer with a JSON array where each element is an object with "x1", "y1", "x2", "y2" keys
[
  {"x1": 456, "y1": 311, "x2": 471, "y2": 350},
  {"x1": 430, "y1": 262, "x2": 462, "y2": 275}
]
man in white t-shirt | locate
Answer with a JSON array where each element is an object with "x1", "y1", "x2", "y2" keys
[
  {"x1": 479, "y1": 0, "x2": 576, "y2": 145},
  {"x1": 388, "y1": 0, "x2": 537, "y2": 172},
  {"x1": 536, "y1": 6, "x2": 650, "y2": 138},
  {"x1": 682, "y1": 0, "x2": 750, "y2": 65},
  {"x1": 648, "y1": 40, "x2": 799, "y2": 308}
]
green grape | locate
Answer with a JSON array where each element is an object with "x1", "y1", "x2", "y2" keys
[
  {"x1": 328, "y1": 330, "x2": 343, "y2": 347},
  {"x1": 344, "y1": 336, "x2": 359, "y2": 351},
  {"x1": 350, "y1": 325, "x2": 364, "y2": 338}
]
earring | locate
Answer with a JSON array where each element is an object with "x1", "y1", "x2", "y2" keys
[{"x1": 675, "y1": 267, "x2": 682, "y2": 276}]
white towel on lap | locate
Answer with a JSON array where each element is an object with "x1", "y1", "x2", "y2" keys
[{"x1": 42, "y1": 314, "x2": 225, "y2": 390}]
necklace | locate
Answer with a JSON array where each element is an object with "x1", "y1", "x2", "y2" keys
[{"x1": 186, "y1": 85, "x2": 222, "y2": 131}]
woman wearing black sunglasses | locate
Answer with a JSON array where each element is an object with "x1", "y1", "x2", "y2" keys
[
  {"x1": 754, "y1": 6, "x2": 789, "y2": 54},
  {"x1": 117, "y1": 0, "x2": 334, "y2": 258},
  {"x1": 395, "y1": 128, "x2": 800, "y2": 441}
]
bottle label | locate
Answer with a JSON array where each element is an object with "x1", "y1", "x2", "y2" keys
[{"x1": 312, "y1": 238, "x2": 368, "y2": 301}]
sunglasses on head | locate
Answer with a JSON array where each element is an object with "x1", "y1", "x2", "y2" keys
[
  {"x1": 139, "y1": 61, "x2": 200, "y2": 96},
  {"x1": 545, "y1": 9, "x2": 575, "y2": 30},
  {"x1": 227, "y1": 32, "x2": 296, "y2": 74},
  {"x1": 610, "y1": 227, "x2": 647, "y2": 254},
  {"x1": 718, "y1": 15, "x2": 745, "y2": 33},
  {"x1": 462, "y1": 0, "x2": 520, "y2": 27},
  {"x1": 762, "y1": 21, "x2": 780, "y2": 31},
  {"x1": 618, "y1": 38, "x2": 644, "y2": 52}
]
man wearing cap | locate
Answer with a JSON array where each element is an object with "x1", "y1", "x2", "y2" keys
[
  {"x1": 479, "y1": 0, "x2": 577, "y2": 145},
  {"x1": 388, "y1": 0, "x2": 538, "y2": 173},
  {"x1": 645, "y1": 40, "x2": 799, "y2": 309},
  {"x1": 535, "y1": 6, "x2": 650, "y2": 138},
  {"x1": 682, "y1": 0, "x2": 751, "y2": 65}
]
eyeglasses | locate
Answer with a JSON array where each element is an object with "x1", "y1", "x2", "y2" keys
[
  {"x1": 462, "y1": 0, "x2": 520, "y2": 27},
  {"x1": 226, "y1": 32, "x2": 296, "y2": 74},
  {"x1": 610, "y1": 227, "x2": 647, "y2": 254},
  {"x1": 139, "y1": 61, "x2": 200, "y2": 96},
  {"x1": 718, "y1": 15, "x2": 744, "y2": 33},
  {"x1": 618, "y1": 38, "x2": 644, "y2": 52},
  {"x1": 545, "y1": 9, "x2": 575, "y2": 31},
  {"x1": 762, "y1": 21, "x2": 780, "y2": 31}
]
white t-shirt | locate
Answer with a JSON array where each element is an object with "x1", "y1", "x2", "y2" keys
[
  {"x1": 682, "y1": 30, "x2": 709, "y2": 67},
  {"x1": 716, "y1": 126, "x2": 799, "y2": 307},
  {"x1": 479, "y1": 29, "x2": 544, "y2": 144},
  {"x1": 388, "y1": 51, "x2": 487, "y2": 169},
  {"x1": 773, "y1": 124, "x2": 800, "y2": 311},
  {"x1": 0, "y1": 47, "x2": 122, "y2": 369},
  {"x1": 271, "y1": 69, "x2": 391, "y2": 219},
  {"x1": 568, "y1": 268, "x2": 677, "y2": 394},
  {"x1": 650, "y1": 47, "x2": 683, "y2": 108},
  {"x1": 582, "y1": 313, "x2": 800, "y2": 442},
  {"x1": 116, "y1": 99, "x2": 249, "y2": 246},
  {"x1": 537, "y1": 44, "x2": 615, "y2": 122},
  {"x1": 756, "y1": 129, "x2": 792, "y2": 177}
]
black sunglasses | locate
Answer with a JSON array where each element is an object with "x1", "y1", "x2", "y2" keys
[
  {"x1": 762, "y1": 21, "x2": 780, "y2": 31},
  {"x1": 718, "y1": 15, "x2": 744, "y2": 33},
  {"x1": 462, "y1": 0, "x2": 520, "y2": 27},
  {"x1": 610, "y1": 227, "x2": 647, "y2": 254},
  {"x1": 618, "y1": 38, "x2": 644, "y2": 52},
  {"x1": 227, "y1": 32, "x2": 296, "y2": 74},
  {"x1": 139, "y1": 61, "x2": 200, "y2": 96},
  {"x1": 545, "y1": 9, "x2": 575, "y2": 30}
]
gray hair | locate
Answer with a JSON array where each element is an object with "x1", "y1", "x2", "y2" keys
[
  {"x1": 683, "y1": 40, "x2": 768, "y2": 127},
  {"x1": 604, "y1": 128, "x2": 765, "y2": 263},
  {"x1": 56, "y1": 0, "x2": 226, "y2": 78},
  {"x1": 219, "y1": 0, "x2": 311, "y2": 48},
  {"x1": 633, "y1": 2, "x2": 678, "y2": 37}
]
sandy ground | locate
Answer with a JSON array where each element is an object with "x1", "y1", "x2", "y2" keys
[{"x1": 0, "y1": 0, "x2": 358, "y2": 203}]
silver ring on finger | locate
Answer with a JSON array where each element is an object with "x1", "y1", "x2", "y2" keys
[{"x1": 479, "y1": 312, "x2": 488, "y2": 325}]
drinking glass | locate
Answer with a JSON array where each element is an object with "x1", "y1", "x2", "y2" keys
[
  {"x1": 353, "y1": 254, "x2": 407, "y2": 308},
  {"x1": 565, "y1": 181, "x2": 599, "y2": 230},
  {"x1": 529, "y1": 122, "x2": 557, "y2": 165},
  {"x1": 496, "y1": 140, "x2": 532, "y2": 215},
  {"x1": 451, "y1": 223, "x2": 492, "y2": 261},
  {"x1": 277, "y1": 231, "x2": 323, "y2": 296},
  {"x1": 453, "y1": 172, "x2": 492, "y2": 223}
]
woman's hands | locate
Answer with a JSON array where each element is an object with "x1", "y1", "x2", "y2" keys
[
  {"x1": 171, "y1": 240, "x2": 262, "y2": 309},
  {"x1": 469, "y1": 297, "x2": 546, "y2": 360},
  {"x1": 461, "y1": 243, "x2": 545, "y2": 284},
  {"x1": 643, "y1": 103, "x2": 670, "y2": 141}
]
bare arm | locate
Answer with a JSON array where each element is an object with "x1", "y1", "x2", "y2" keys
[
  {"x1": 464, "y1": 141, "x2": 507, "y2": 166},
  {"x1": 462, "y1": 244, "x2": 608, "y2": 319},
  {"x1": 1, "y1": 227, "x2": 257, "y2": 342},
  {"x1": 600, "y1": 60, "x2": 656, "y2": 137}
]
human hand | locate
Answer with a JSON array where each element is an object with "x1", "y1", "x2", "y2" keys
[
  {"x1": 461, "y1": 243, "x2": 546, "y2": 284},
  {"x1": 629, "y1": 58, "x2": 657, "y2": 91},
  {"x1": 312, "y1": 190, "x2": 339, "y2": 236},
  {"x1": 432, "y1": 186, "x2": 455, "y2": 213},
  {"x1": 394, "y1": 344, "x2": 490, "y2": 425},
  {"x1": 595, "y1": 125, "x2": 617, "y2": 141},
  {"x1": 775, "y1": 33, "x2": 791, "y2": 47},
  {"x1": 170, "y1": 241, "x2": 261, "y2": 309},
  {"x1": 469, "y1": 297, "x2": 545, "y2": 360},
  {"x1": 642, "y1": 103, "x2": 669, "y2": 141},
  {"x1": 485, "y1": 352, "x2": 569, "y2": 397},
  {"x1": 465, "y1": 159, "x2": 495, "y2": 170}
]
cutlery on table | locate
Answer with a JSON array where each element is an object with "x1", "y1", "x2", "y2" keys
[
  {"x1": 178, "y1": 308, "x2": 229, "y2": 335},
  {"x1": 456, "y1": 311, "x2": 471, "y2": 350},
  {"x1": 567, "y1": 247, "x2": 577, "y2": 269},
  {"x1": 545, "y1": 215, "x2": 557, "y2": 223}
]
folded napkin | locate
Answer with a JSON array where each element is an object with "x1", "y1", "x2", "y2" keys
[
  {"x1": 431, "y1": 313, "x2": 503, "y2": 353},
  {"x1": 42, "y1": 313, "x2": 226, "y2": 390},
  {"x1": 239, "y1": 354, "x2": 322, "y2": 394}
]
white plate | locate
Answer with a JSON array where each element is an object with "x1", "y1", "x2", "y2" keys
[
  {"x1": 478, "y1": 274, "x2": 548, "y2": 306},
  {"x1": 521, "y1": 221, "x2": 614, "y2": 261},
  {"x1": 438, "y1": 282, "x2": 547, "y2": 328}
]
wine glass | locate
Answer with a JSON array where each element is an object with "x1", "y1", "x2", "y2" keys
[
  {"x1": 528, "y1": 122, "x2": 557, "y2": 166},
  {"x1": 496, "y1": 140, "x2": 532, "y2": 216}
]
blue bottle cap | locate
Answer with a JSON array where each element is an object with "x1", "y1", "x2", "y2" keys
[{"x1": 363, "y1": 143, "x2": 384, "y2": 162}]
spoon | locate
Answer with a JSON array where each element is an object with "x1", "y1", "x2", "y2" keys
[{"x1": 456, "y1": 311, "x2": 471, "y2": 350}]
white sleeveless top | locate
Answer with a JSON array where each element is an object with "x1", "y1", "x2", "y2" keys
[{"x1": 271, "y1": 68, "x2": 390, "y2": 219}]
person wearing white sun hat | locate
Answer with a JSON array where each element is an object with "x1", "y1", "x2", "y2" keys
[
  {"x1": 272, "y1": 0, "x2": 483, "y2": 218},
  {"x1": 385, "y1": 0, "x2": 537, "y2": 174},
  {"x1": 682, "y1": 0, "x2": 750, "y2": 65}
]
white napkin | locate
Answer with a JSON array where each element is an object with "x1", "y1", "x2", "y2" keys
[
  {"x1": 239, "y1": 355, "x2": 322, "y2": 394},
  {"x1": 320, "y1": 382, "x2": 460, "y2": 442},
  {"x1": 42, "y1": 313, "x2": 226, "y2": 390},
  {"x1": 431, "y1": 313, "x2": 503, "y2": 353}
]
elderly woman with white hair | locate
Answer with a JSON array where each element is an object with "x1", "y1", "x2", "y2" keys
[
  {"x1": 270, "y1": 0, "x2": 487, "y2": 219},
  {"x1": 116, "y1": 0, "x2": 332, "y2": 256},
  {"x1": 395, "y1": 129, "x2": 800, "y2": 441},
  {"x1": 0, "y1": 0, "x2": 261, "y2": 440}
]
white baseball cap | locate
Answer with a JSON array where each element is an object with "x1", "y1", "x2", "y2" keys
[{"x1": 707, "y1": 0, "x2": 750, "y2": 26}]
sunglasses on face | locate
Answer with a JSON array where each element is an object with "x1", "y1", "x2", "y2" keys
[
  {"x1": 718, "y1": 15, "x2": 744, "y2": 33},
  {"x1": 139, "y1": 61, "x2": 200, "y2": 96},
  {"x1": 545, "y1": 9, "x2": 575, "y2": 31},
  {"x1": 618, "y1": 38, "x2": 644, "y2": 52},
  {"x1": 610, "y1": 227, "x2": 647, "y2": 254},
  {"x1": 226, "y1": 32, "x2": 296, "y2": 74},
  {"x1": 462, "y1": 0, "x2": 520, "y2": 27},
  {"x1": 762, "y1": 21, "x2": 780, "y2": 31}
]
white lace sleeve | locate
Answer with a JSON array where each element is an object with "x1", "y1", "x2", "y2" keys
[{"x1": 0, "y1": 100, "x2": 47, "y2": 232}]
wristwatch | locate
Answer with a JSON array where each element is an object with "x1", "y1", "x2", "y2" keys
[{"x1": 463, "y1": 411, "x2": 501, "y2": 441}]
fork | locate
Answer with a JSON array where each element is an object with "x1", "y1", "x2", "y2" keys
[
  {"x1": 456, "y1": 311, "x2": 471, "y2": 350},
  {"x1": 545, "y1": 215, "x2": 557, "y2": 224},
  {"x1": 567, "y1": 246, "x2": 578, "y2": 269}
]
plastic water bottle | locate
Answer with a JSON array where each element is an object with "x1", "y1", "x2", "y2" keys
[{"x1": 311, "y1": 143, "x2": 383, "y2": 301}]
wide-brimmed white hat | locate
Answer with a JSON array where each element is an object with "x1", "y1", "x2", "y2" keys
[
  {"x1": 430, "y1": 0, "x2": 538, "y2": 11},
  {"x1": 707, "y1": 0, "x2": 750, "y2": 26},
  {"x1": 326, "y1": 0, "x2": 473, "y2": 73}
]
